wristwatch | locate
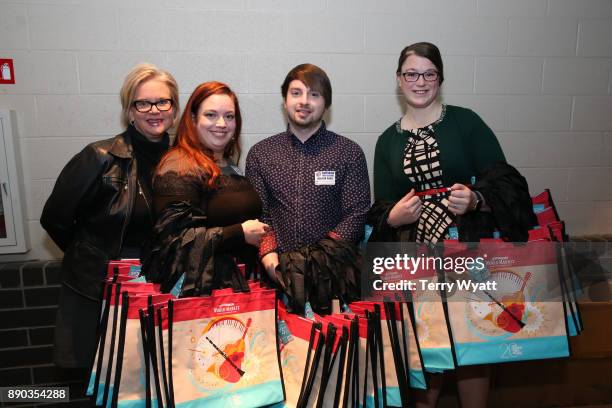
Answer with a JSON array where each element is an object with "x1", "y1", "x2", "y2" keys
[{"x1": 471, "y1": 191, "x2": 483, "y2": 212}]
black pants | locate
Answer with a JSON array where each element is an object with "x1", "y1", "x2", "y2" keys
[{"x1": 53, "y1": 284, "x2": 100, "y2": 369}]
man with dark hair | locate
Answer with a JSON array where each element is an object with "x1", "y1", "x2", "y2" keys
[{"x1": 246, "y1": 63, "x2": 370, "y2": 313}]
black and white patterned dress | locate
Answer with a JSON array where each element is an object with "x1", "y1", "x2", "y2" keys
[{"x1": 399, "y1": 105, "x2": 454, "y2": 244}]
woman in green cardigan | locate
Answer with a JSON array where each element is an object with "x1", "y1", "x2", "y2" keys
[
  {"x1": 374, "y1": 42, "x2": 506, "y2": 246},
  {"x1": 371, "y1": 42, "x2": 506, "y2": 408}
]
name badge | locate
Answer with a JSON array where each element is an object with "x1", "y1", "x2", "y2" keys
[{"x1": 314, "y1": 170, "x2": 335, "y2": 185}]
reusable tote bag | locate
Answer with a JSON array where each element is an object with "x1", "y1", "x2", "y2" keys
[
  {"x1": 358, "y1": 301, "x2": 427, "y2": 390},
  {"x1": 408, "y1": 255, "x2": 455, "y2": 372},
  {"x1": 88, "y1": 281, "x2": 159, "y2": 406},
  {"x1": 530, "y1": 191, "x2": 583, "y2": 336},
  {"x1": 113, "y1": 293, "x2": 172, "y2": 407},
  {"x1": 166, "y1": 289, "x2": 284, "y2": 407},
  {"x1": 302, "y1": 319, "x2": 343, "y2": 408},
  {"x1": 274, "y1": 306, "x2": 324, "y2": 408},
  {"x1": 325, "y1": 315, "x2": 363, "y2": 408},
  {"x1": 344, "y1": 310, "x2": 384, "y2": 408},
  {"x1": 347, "y1": 303, "x2": 402, "y2": 407},
  {"x1": 398, "y1": 302, "x2": 426, "y2": 390},
  {"x1": 107, "y1": 259, "x2": 141, "y2": 279},
  {"x1": 529, "y1": 224, "x2": 583, "y2": 337},
  {"x1": 368, "y1": 244, "x2": 455, "y2": 373},
  {"x1": 445, "y1": 240, "x2": 570, "y2": 365},
  {"x1": 157, "y1": 297, "x2": 216, "y2": 408},
  {"x1": 137, "y1": 299, "x2": 173, "y2": 408}
]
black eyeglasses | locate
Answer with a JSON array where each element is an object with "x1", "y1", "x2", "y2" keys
[
  {"x1": 132, "y1": 99, "x2": 173, "y2": 113},
  {"x1": 400, "y1": 70, "x2": 439, "y2": 83}
]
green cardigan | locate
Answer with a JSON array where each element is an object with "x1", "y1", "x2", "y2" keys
[{"x1": 374, "y1": 105, "x2": 506, "y2": 202}]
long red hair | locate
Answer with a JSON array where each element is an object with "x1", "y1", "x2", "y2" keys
[{"x1": 157, "y1": 81, "x2": 242, "y2": 187}]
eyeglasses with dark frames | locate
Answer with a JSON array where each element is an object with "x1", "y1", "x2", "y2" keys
[
  {"x1": 400, "y1": 70, "x2": 439, "y2": 83},
  {"x1": 132, "y1": 99, "x2": 173, "y2": 113}
]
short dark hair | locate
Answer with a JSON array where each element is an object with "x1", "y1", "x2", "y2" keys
[
  {"x1": 396, "y1": 42, "x2": 444, "y2": 85},
  {"x1": 281, "y1": 63, "x2": 332, "y2": 108}
]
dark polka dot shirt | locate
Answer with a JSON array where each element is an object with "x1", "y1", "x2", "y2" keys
[{"x1": 246, "y1": 122, "x2": 371, "y2": 255}]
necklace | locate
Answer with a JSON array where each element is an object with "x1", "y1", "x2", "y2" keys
[{"x1": 402, "y1": 103, "x2": 443, "y2": 130}]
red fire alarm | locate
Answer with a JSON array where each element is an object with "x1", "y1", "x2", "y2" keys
[{"x1": 0, "y1": 59, "x2": 15, "y2": 85}]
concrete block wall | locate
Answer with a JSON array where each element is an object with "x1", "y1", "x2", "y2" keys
[
  {"x1": 0, "y1": 261, "x2": 93, "y2": 406},
  {"x1": 0, "y1": 0, "x2": 611, "y2": 261}
]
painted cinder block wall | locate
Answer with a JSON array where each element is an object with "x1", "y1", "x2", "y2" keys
[{"x1": 0, "y1": 0, "x2": 611, "y2": 262}]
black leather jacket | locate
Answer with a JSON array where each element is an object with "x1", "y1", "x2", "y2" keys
[{"x1": 41, "y1": 127, "x2": 157, "y2": 300}]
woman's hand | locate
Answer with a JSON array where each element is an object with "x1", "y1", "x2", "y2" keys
[
  {"x1": 241, "y1": 219, "x2": 270, "y2": 246},
  {"x1": 387, "y1": 189, "x2": 422, "y2": 227},
  {"x1": 448, "y1": 184, "x2": 477, "y2": 215}
]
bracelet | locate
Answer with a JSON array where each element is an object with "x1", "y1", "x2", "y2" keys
[{"x1": 470, "y1": 191, "x2": 484, "y2": 212}]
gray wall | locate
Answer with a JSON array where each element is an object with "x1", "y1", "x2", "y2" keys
[{"x1": 1, "y1": 0, "x2": 612, "y2": 260}]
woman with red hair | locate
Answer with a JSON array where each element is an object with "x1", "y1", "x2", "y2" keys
[{"x1": 142, "y1": 82, "x2": 268, "y2": 294}]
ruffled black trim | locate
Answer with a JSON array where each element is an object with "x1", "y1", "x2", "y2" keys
[
  {"x1": 141, "y1": 201, "x2": 249, "y2": 296},
  {"x1": 277, "y1": 238, "x2": 361, "y2": 315}
]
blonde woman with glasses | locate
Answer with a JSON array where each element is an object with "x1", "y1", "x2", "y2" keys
[{"x1": 41, "y1": 63, "x2": 179, "y2": 373}]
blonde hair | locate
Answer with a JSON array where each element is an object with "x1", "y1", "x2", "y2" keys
[{"x1": 119, "y1": 63, "x2": 179, "y2": 128}]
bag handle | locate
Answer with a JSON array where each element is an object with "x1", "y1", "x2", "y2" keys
[
  {"x1": 101, "y1": 282, "x2": 122, "y2": 407},
  {"x1": 138, "y1": 309, "x2": 152, "y2": 408},
  {"x1": 331, "y1": 326, "x2": 349, "y2": 408},
  {"x1": 91, "y1": 281, "x2": 114, "y2": 403},
  {"x1": 146, "y1": 302, "x2": 164, "y2": 405},
  {"x1": 298, "y1": 323, "x2": 325, "y2": 408},
  {"x1": 297, "y1": 322, "x2": 318, "y2": 403},
  {"x1": 167, "y1": 299, "x2": 176, "y2": 408},
  {"x1": 315, "y1": 323, "x2": 337, "y2": 408},
  {"x1": 111, "y1": 292, "x2": 130, "y2": 407},
  {"x1": 384, "y1": 302, "x2": 411, "y2": 406}
]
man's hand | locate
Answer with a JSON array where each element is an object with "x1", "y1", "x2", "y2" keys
[{"x1": 261, "y1": 251, "x2": 280, "y2": 283}]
